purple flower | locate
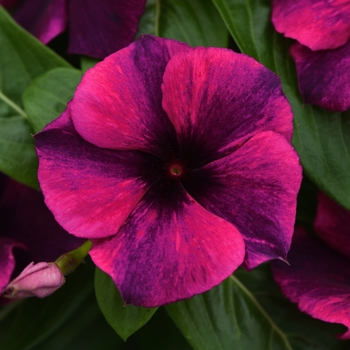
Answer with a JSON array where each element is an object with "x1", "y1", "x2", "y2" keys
[
  {"x1": 272, "y1": 193, "x2": 350, "y2": 339},
  {"x1": 2, "y1": 261, "x2": 65, "y2": 299},
  {"x1": 34, "y1": 35, "x2": 302, "y2": 307},
  {"x1": 0, "y1": 0, "x2": 146, "y2": 58},
  {"x1": 271, "y1": 0, "x2": 350, "y2": 111},
  {"x1": 0, "y1": 174, "x2": 83, "y2": 295}
]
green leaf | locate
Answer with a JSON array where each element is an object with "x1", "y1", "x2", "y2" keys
[
  {"x1": 80, "y1": 56, "x2": 100, "y2": 73},
  {"x1": 138, "y1": 0, "x2": 228, "y2": 47},
  {"x1": 0, "y1": 260, "x2": 123, "y2": 350},
  {"x1": 166, "y1": 265, "x2": 349, "y2": 350},
  {"x1": 95, "y1": 268, "x2": 158, "y2": 340},
  {"x1": 23, "y1": 68, "x2": 83, "y2": 133},
  {"x1": 0, "y1": 6, "x2": 70, "y2": 188},
  {"x1": 211, "y1": 0, "x2": 350, "y2": 210}
]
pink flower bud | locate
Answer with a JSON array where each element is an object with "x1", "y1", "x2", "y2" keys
[{"x1": 1, "y1": 262, "x2": 65, "y2": 299}]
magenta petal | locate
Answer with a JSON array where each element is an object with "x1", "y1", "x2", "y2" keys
[
  {"x1": 272, "y1": 0, "x2": 350, "y2": 50},
  {"x1": 70, "y1": 35, "x2": 190, "y2": 159},
  {"x1": 314, "y1": 192, "x2": 350, "y2": 260},
  {"x1": 35, "y1": 108, "x2": 162, "y2": 239},
  {"x1": 161, "y1": 47, "x2": 293, "y2": 166},
  {"x1": 90, "y1": 184, "x2": 245, "y2": 307},
  {"x1": 272, "y1": 227, "x2": 350, "y2": 339},
  {"x1": 0, "y1": 238, "x2": 24, "y2": 292},
  {"x1": 0, "y1": 178, "x2": 83, "y2": 263},
  {"x1": 183, "y1": 131, "x2": 302, "y2": 269},
  {"x1": 290, "y1": 41, "x2": 350, "y2": 111},
  {"x1": 14, "y1": 0, "x2": 67, "y2": 44},
  {"x1": 68, "y1": 0, "x2": 146, "y2": 58}
]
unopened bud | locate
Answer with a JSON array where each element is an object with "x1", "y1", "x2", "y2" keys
[{"x1": 2, "y1": 262, "x2": 65, "y2": 299}]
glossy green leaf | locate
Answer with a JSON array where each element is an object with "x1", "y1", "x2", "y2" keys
[
  {"x1": 138, "y1": 0, "x2": 228, "y2": 47},
  {"x1": 23, "y1": 68, "x2": 83, "y2": 133},
  {"x1": 166, "y1": 265, "x2": 349, "y2": 350},
  {"x1": 95, "y1": 268, "x2": 157, "y2": 341},
  {"x1": 211, "y1": 0, "x2": 350, "y2": 210},
  {"x1": 0, "y1": 6, "x2": 70, "y2": 188},
  {"x1": 0, "y1": 260, "x2": 123, "y2": 350}
]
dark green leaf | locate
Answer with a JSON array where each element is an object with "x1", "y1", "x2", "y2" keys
[
  {"x1": 138, "y1": 0, "x2": 228, "y2": 47},
  {"x1": 0, "y1": 6, "x2": 70, "y2": 187},
  {"x1": 166, "y1": 266, "x2": 349, "y2": 350},
  {"x1": 23, "y1": 68, "x2": 83, "y2": 133},
  {"x1": 211, "y1": 0, "x2": 350, "y2": 210},
  {"x1": 80, "y1": 56, "x2": 100, "y2": 73},
  {"x1": 0, "y1": 260, "x2": 123, "y2": 350},
  {"x1": 95, "y1": 268, "x2": 157, "y2": 340}
]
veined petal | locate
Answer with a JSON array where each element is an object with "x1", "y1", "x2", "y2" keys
[
  {"x1": 272, "y1": 227, "x2": 350, "y2": 339},
  {"x1": 90, "y1": 182, "x2": 245, "y2": 307},
  {"x1": 0, "y1": 238, "x2": 24, "y2": 292},
  {"x1": 314, "y1": 192, "x2": 350, "y2": 260},
  {"x1": 161, "y1": 47, "x2": 292, "y2": 167},
  {"x1": 290, "y1": 41, "x2": 350, "y2": 111},
  {"x1": 70, "y1": 35, "x2": 190, "y2": 159},
  {"x1": 35, "y1": 108, "x2": 162, "y2": 239},
  {"x1": 182, "y1": 131, "x2": 302, "y2": 269},
  {"x1": 14, "y1": 0, "x2": 67, "y2": 44},
  {"x1": 0, "y1": 178, "x2": 83, "y2": 263},
  {"x1": 272, "y1": 0, "x2": 350, "y2": 50},
  {"x1": 68, "y1": 0, "x2": 146, "y2": 58}
]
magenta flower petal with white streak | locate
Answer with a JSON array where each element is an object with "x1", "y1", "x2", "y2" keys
[
  {"x1": 272, "y1": 227, "x2": 350, "y2": 339},
  {"x1": 290, "y1": 41, "x2": 350, "y2": 111},
  {"x1": 272, "y1": 0, "x2": 350, "y2": 50},
  {"x1": 35, "y1": 35, "x2": 301, "y2": 306}
]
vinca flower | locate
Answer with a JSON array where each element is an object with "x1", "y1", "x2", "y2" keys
[
  {"x1": 0, "y1": 174, "x2": 83, "y2": 296},
  {"x1": 272, "y1": 0, "x2": 350, "y2": 111},
  {"x1": 35, "y1": 35, "x2": 302, "y2": 307},
  {"x1": 0, "y1": 0, "x2": 146, "y2": 58},
  {"x1": 272, "y1": 193, "x2": 350, "y2": 339}
]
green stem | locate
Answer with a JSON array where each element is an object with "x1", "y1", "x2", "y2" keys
[{"x1": 0, "y1": 90, "x2": 27, "y2": 119}]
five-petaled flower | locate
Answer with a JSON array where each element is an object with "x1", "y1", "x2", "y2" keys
[
  {"x1": 272, "y1": 0, "x2": 350, "y2": 111},
  {"x1": 0, "y1": 173, "x2": 83, "y2": 298},
  {"x1": 0, "y1": 0, "x2": 146, "y2": 58},
  {"x1": 35, "y1": 35, "x2": 302, "y2": 307},
  {"x1": 272, "y1": 193, "x2": 350, "y2": 339}
]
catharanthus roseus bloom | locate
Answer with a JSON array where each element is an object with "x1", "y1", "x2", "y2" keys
[
  {"x1": 272, "y1": 193, "x2": 350, "y2": 339},
  {"x1": 0, "y1": 0, "x2": 146, "y2": 58},
  {"x1": 272, "y1": 0, "x2": 350, "y2": 111},
  {"x1": 2, "y1": 261, "x2": 65, "y2": 299},
  {"x1": 35, "y1": 35, "x2": 302, "y2": 307},
  {"x1": 0, "y1": 173, "x2": 83, "y2": 297}
]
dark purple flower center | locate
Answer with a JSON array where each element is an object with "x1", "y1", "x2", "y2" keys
[{"x1": 167, "y1": 161, "x2": 184, "y2": 179}]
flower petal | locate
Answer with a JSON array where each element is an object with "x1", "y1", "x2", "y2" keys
[
  {"x1": 70, "y1": 35, "x2": 190, "y2": 159},
  {"x1": 68, "y1": 0, "x2": 146, "y2": 58},
  {"x1": 272, "y1": 227, "x2": 350, "y2": 339},
  {"x1": 35, "y1": 107, "x2": 162, "y2": 239},
  {"x1": 161, "y1": 47, "x2": 293, "y2": 167},
  {"x1": 314, "y1": 192, "x2": 350, "y2": 260},
  {"x1": 90, "y1": 182, "x2": 245, "y2": 307},
  {"x1": 290, "y1": 41, "x2": 350, "y2": 111},
  {"x1": 0, "y1": 178, "x2": 83, "y2": 263},
  {"x1": 272, "y1": 0, "x2": 350, "y2": 50},
  {"x1": 14, "y1": 0, "x2": 67, "y2": 44},
  {"x1": 182, "y1": 131, "x2": 302, "y2": 269},
  {"x1": 0, "y1": 238, "x2": 23, "y2": 292}
]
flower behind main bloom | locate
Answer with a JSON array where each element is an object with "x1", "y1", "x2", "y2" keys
[
  {"x1": 35, "y1": 35, "x2": 302, "y2": 307},
  {"x1": 272, "y1": 0, "x2": 350, "y2": 111},
  {"x1": 0, "y1": 0, "x2": 146, "y2": 59}
]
